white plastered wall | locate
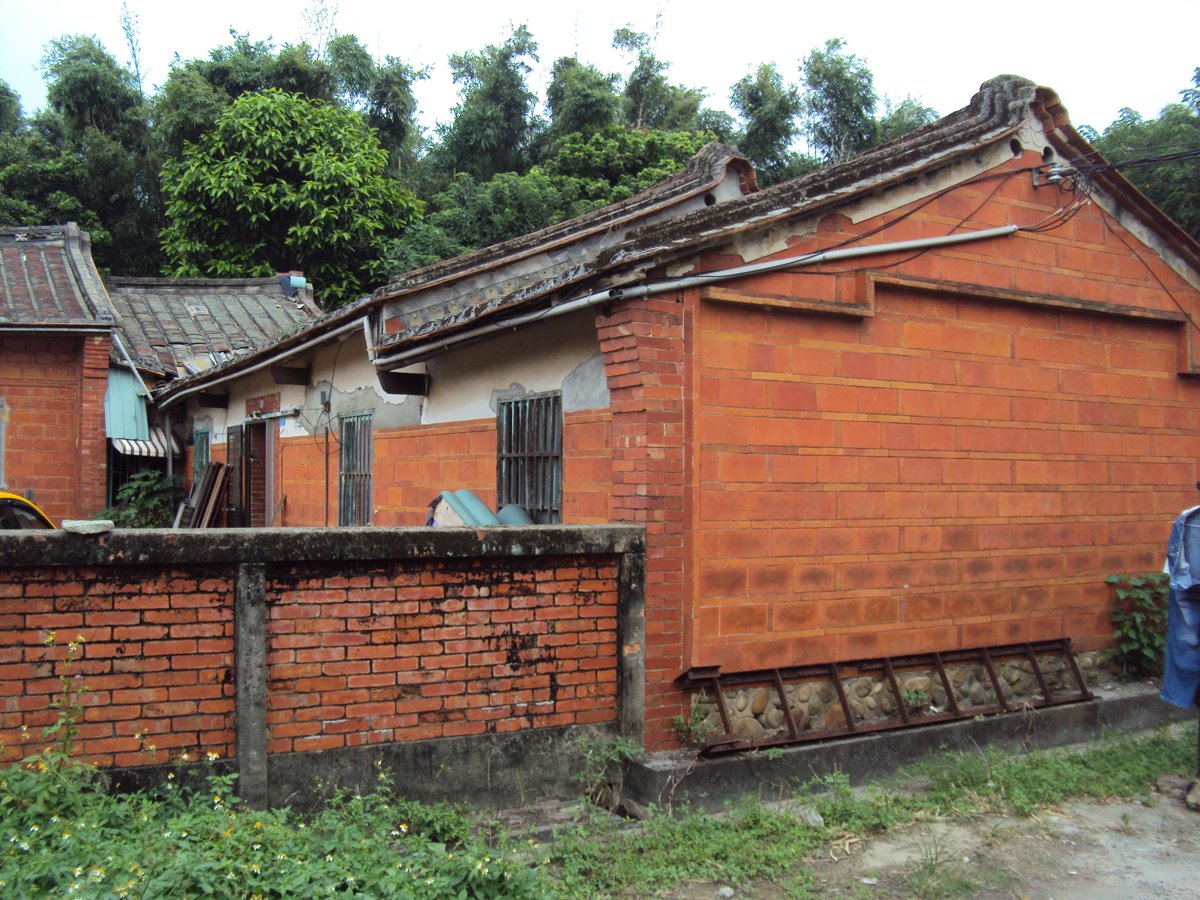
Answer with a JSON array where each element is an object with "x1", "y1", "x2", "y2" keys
[
  {"x1": 188, "y1": 308, "x2": 609, "y2": 444},
  {"x1": 421, "y1": 308, "x2": 608, "y2": 425}
]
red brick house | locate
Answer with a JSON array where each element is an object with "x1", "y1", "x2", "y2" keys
[
  {"x1": 0, "y1": 224, "x2": 319, "y2": 521},
  {"x1": 159, "y1": 76, "x2": 1200, "y2": 749},
  {"x1": 0, "y1": 224, "x2": 112, "y2": 521}
]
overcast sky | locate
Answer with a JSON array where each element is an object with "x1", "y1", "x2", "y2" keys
[{"x1": 2, "y1": 0, "x2": 1197, "y2": 137}]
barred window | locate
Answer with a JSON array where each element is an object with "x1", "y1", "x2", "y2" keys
[
  {"x1": 338, "y1": 412, "x2": 373, "y2": 526},
  {"x1": 497, "y1": 392, "x2": 562, "y2": 524}
]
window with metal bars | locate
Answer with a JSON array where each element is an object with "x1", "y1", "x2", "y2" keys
[
  {"x1": 496, "y1": 392, "x2": 562, "y2": 524},
  {"x1": 338, "y1": 412, "x2": 373, "y2": 526}
]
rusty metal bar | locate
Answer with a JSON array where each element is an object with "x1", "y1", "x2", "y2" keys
[
  {"x1": 1023, "y1": 642, "x2": 1054, "y2": 702},
  {"x1": 829, "y1": 663, "x2": 856, "y2": 733},
  {"x1": 1060, "y1": 640, "x2": 1093, "y2": 700},
  {"x1": 707, "y1": 676, "x2": 735, "y2": 739},
  {"x1": 882, "y1": 658, "x2": 910, "y2": 725},
  {"x1": 932, "y1": 651, "x2": 961, "y2": 716},
  {"x1": 979, "y1": 647, "x2": 1009, "y2": 712},
  {"x1": 771, "y1": 668, "x2": 800, "y2": 738},
  {"x1": 679, "y1": 639, "x2": 1095, "y2": 756}
]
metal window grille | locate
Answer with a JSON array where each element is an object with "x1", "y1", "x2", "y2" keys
[
  {"x1": 339, "y1": 412, "x2": 373, "y2": 526},
  {"x1": 497, "y1": 392, "x2": 562, "y2": 524},
  {"x1": 193, "y1": 430, "x2": 210, "y2": 485},
  {"x1": 226, "y1": 425, "x2": 244, "y2": 526}
]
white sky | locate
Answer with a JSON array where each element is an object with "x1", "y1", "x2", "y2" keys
[{"x1": 1, "y1": 0, "x2": 1197, "y2": 137}]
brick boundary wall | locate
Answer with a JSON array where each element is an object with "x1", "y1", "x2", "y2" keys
[{"x1": 0, "y1": 526, "x2": 645, "y2": 807}]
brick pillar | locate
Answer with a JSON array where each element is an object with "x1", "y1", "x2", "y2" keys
[
  {"x1": 77, "y1": 335, "x2": 110, "y2": 517},
  {"x1": 597, "y1": 293, "x2": 690, "y2": 749}
]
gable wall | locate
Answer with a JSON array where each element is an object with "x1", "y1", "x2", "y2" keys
[
  {"x1": 0, "y1": 332, "x2": 108, "y2": 521},
  {"x1": 686, "y1": 152, "x2": 1200, "y2": 678}
]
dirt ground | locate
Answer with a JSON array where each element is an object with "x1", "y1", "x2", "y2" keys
[{"x1": 670, "y1": 778, "x2": 1200, "y2": 899}]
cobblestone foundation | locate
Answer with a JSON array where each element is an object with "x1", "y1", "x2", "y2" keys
[{"x1": 695, "y1": 651, "x2": 1113, "y2": 744}]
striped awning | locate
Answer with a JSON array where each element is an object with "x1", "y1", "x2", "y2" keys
[{"x1": 111, "y1": 427, "x2": 180, "y2": 458}]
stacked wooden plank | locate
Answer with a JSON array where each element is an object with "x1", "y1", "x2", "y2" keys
[{"x1": 173, "y1": 463, "x2": 230, "y2": 528}]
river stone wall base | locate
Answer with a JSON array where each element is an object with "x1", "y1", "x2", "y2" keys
[
  {"x1": 626, "y1": 680, "x2": 1189, "y2": 813},
  {"x1": 695, "y1": 650, "x2": 1114, "y2": 744}
]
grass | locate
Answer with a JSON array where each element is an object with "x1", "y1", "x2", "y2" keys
[
  {"x1": 2, "y1": 674, "x2": 1194, "y2": 899},
  {"x1": 539, "y1": 722, "x2": 1197, "y2": 896},
  {"x1": 917, "y1": 725, "x2": 1194, "y2": 815}
]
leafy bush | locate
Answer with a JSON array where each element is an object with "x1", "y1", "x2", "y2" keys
[
  {"x1": 0, "y1": 636, "x2": 552, "y2": 898},
  {"x1": 96, "y1": 471, "x2": 179, "y2": 527},
  {"x1": 1107, "y1": 572, "x2": 1169, "y2": 678}
]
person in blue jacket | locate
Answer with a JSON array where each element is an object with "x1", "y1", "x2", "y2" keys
[
  {"x1": 1161, "y1": 499, "x2": 1200, "y2": 805},
  {"x1": 1162, "y1": 505, "x2": 1200, "y2": 711}
]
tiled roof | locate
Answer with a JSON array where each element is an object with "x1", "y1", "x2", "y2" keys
[
  {"x1": 0, "y1": 224, "x2": 113, "y2": 328},
  {"x1": 369, "y1": 76, "x2": 1046, "y2": 358},
  {"x1": 155, "y1": 142, "x2": 752, "y2": 405},
  {"x1": 155, "y1": 74, "x2": 1200, "y2": 404},
  {"x1": 106, "y1": 277, "x2": 322, "y2": 376}
]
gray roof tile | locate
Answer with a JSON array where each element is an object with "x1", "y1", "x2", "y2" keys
[{"x1": 105, "y1": 277, "x2": 321, "y2": 376}]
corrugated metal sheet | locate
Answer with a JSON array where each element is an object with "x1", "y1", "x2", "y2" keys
[{"x1": 104, "y1": 368, "x2": 149, "y2": 440}]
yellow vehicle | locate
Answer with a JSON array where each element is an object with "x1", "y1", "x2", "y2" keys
[{"x1": 0, "y1": 491, "x2": 55, "y2": 529}]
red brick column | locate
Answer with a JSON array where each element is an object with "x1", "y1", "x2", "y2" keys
[
  {"x1": 597, "y1": 294, "x2": 689, "y2": 749},
  {"x1": 77, "y1": 335, "x2": 110, "y2": 516}
]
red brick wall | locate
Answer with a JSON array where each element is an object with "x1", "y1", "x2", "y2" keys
[
  {"x1": 563, "y1": 410, "x2": 614, "y2": 523},
  {"x1": 275, "y1": 413, "x2": 614, "y2": 527},
  {"x1": 247, "y1": 422, "x2": 268, "y2": 527},
  {"x1": 689, "y1": 155, "x2": 1200, "y2": 673},
  {"x1": 0, "y1": 540, "x2": 623, "y2": 768},
  {"x1": 0, "y1": 332, "x2": 108, "y2": 522},
  {"x1": 0, "y1": 566, "x2": 235, "y2": 767},
  {"x1": 596, "y1": 297, "x2": 690, "y2": 748},
  {"x1": 265, "y1": 557, "x2": 618, "y2": 753}
]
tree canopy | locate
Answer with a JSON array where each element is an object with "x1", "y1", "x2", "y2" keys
[
  {"x1": 1087, "y1": 68, "x2": 1200, "y2": 241},
  {"x1": 5, "y1": 20, "x2": 1194, "y2": 310},
  {"x1": 159, "y1": 90, "x2": 419, "y2": 301}
]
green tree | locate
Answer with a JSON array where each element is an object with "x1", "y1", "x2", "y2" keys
[
  {"x1": 153, "y1": 67, "x2": 229, "y2": 155},
  {"x1": 730, "y1": 63, "x2": 806, "y2": 185},
  {"x1": 327, "y1": 34, "x2": 425, "y2": 168},
  {"x1": 613, "y1": 28, "x2": 704, "y2": 131},
  {"x1": 800, "y1": 38, "x2": 878, "y2": 163},
  {"x1": 0, "y1": 80, "x2": 22, "y2": 133},
  {"x1": 545, "y1": 57, "x2": 620, "y2": 143},
  {"x1": 0, "y1": 37, "x2": 161, "y2": 273},
  {"x1": 385, "y1": 126, "x2": 713, "y2": 272},
  {"x1": 159, "y1": 89, "x2": 419, "y2": 307},
  {"x1": 877, "y1": 95, "x2": 939, "y2": 144},
  {"x1": 155, "y1": 32, "x2": 335, "y2": 154},
  {"x1": 1091, "y1": 100, "x2": 1200, "y2": 241},
  {"x1": 435, "y1": 26, "x2": 539, "y2": 180},
  {"x1": 43, "y1": 35, "x2": 145, "y2": 141},
  {"x1": 544, "y1": 126, "x2": 711, "y2": 199}
]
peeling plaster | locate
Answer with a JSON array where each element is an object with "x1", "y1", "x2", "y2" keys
[
  {"x1": 562, "y1": 353, "x2": 608, "y2": 412},
  {"x1": 422, "y1": 310, "x2": 608, "y2": 425}
]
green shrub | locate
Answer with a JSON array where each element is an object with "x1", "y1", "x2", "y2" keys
[
  {"x1": 96, "y1": 471, "x2": 179, "y2": 528},
  {"x1": 1107, "y1": 572, "x2": 1169, "y2": 679},
  {"x1": 0, "y1": 636, "x2": 553, "y2": 898}
]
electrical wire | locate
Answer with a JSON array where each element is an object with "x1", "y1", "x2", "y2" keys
[{"x1": 1093, "y1": 197, "x2": 1200, "y2": 338}]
